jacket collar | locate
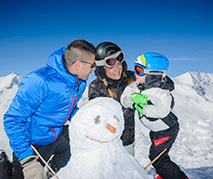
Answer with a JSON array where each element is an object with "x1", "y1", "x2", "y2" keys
[
  {"x1": 138, "y1": 76, "x2": 174, "y2": 91},
  {"x1": 46, "y1": 47, "x2": 84, "y2": 85}
]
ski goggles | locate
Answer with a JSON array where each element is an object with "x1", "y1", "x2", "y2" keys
[
  {"x1": 135, "y1": 63, "x2": 168, "y2": 76},
  {"x1": 95, "y1": 51, "x2": 125, "y2": 68},
  {"x1": 134, "y1": 64, "x2": 147, "y2": 76}
]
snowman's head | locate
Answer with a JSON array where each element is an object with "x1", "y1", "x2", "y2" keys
[{"x1": 70, "y1": 97, "x2": 124, "y2": 146}]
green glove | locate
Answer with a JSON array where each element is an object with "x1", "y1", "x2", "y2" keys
[
  {"x1": 130, "y1": 93, "x2": 148, "y2": 108},
  {"x1": 133, "y1": 103, "x2": 144, "y2": 115}
]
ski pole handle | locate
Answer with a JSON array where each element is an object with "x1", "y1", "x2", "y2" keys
[
  {"x1": 31, "y1": 144, "x2": 60, "y2": 179},
  {"x1": 144, "y1": 148, "x2": 167, "y2": 170}
]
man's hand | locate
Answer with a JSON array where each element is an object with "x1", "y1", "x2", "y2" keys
[{"x1": 20, "y1": 155, "x2": 47, "y2": 179}]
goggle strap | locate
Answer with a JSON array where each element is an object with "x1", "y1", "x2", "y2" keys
[
  {"x1": 95, "y1": 60, "x2": 105, "y2": 67},
  {"x1": 144, "y1": 69, "x2": 168, "y2": 75}
]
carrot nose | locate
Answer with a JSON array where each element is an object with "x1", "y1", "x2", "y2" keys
[{"x1": 106, "y1": 124, "x2": 116, "y2": 133}]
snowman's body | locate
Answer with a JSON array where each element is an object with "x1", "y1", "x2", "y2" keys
[{"x1": 56, "y1": 97, "x2": 149, "y2": 179}]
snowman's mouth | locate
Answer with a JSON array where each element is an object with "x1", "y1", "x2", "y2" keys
[{"x1": 84, "y1": 134, "x2": 121, "y2": 143}]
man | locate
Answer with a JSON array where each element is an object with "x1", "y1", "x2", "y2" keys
[
  {"x1": 4, "y1": 39, "x2": 96, "y2": 179},
  {"x1": 88, "y1": 42, "x2": 135, "y2": 155}
]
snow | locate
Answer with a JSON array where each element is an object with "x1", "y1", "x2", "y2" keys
[
  {"x1": 0, "y1": 72, "x2": 213, "y2": 179},
  {"x1": 133, "y1": 72, "x2": 213, "y2": 179},
  {"x1": 56, "y1": 97, "x2": 149, "y2": 179},
  {"x1": 0, "y1": 73, "x2": 22, "y2": 157}
]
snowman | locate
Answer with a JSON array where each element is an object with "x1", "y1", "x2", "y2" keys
[{"x1": 56, "y1": 97, "x2": 149, "y2": 179}]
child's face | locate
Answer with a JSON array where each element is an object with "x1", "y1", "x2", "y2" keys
[{"x1": 135, "y1": 74, "x2": 146, "y2": 84}]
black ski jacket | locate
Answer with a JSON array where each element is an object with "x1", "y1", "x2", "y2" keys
[{"x1": 88, "y1": 71, "x2": 135, "y2": 146}]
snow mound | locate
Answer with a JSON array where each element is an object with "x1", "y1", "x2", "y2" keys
[
  {"x1": 56, "y1": 97, "x2": 149, "y2": 179},
  {"x1": 0, "y1": 73, "x2": 22, "y2": 158},
  {"x1": 0, "y1": 72, "x2": 212, "y2": 178}
]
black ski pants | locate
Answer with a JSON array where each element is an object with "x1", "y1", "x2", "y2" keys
[
  {"x1": 149, "y1": 127, "x2": 188, "y2": 179},
  {"x1": 12, "y1": 125, "x2": 70, "y2": 179}
]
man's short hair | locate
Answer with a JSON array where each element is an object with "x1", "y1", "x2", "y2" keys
[{"x1": 65, "y1": 40, "x2": 96, "y2": 66}]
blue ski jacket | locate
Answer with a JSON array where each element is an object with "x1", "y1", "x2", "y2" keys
[{"x1": 4, "y1": 47, "x2": 86, "y2": 161}]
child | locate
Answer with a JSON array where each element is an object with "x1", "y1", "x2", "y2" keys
[{"x1": 121, "y1": 52, "x2": 188, "y2": 179}]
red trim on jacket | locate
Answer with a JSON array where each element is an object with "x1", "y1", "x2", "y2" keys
[
  {"x1": 154, "y1": 136, "x2": 169, "y2": 147},
  {"x1": 52, "y1": 76, "x2": 80, "y2": 143},
  {"x1": 62, "y1": 76, "x2": 80, "y2": 126},
  {"x1": 52, "y1": 128, "x2": 57, "y2": 143}
]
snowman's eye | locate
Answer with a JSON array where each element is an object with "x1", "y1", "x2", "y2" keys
[
  {"x1": 113, "y1": 115, "x2": 120, "y2": 122},
  {"x1": 94, "y1": 115, "x2": 100, "y2": 124}
]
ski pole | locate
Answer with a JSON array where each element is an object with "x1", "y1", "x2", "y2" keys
[
  {"x1": 144, "y1": 148, "x2": 167, "y2": 170},
  {"x1": 31, "y1": 144, "x2": 60, "y2": 179}
]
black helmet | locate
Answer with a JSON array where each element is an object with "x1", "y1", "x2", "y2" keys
[
  {"x1": 96, "y1": 42, "x2": 121, "y2": 61},
  {"x1": 95, "y1": 42, "x2": 127, "y2": 80}
]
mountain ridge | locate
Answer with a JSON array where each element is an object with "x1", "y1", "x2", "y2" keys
[{"x1": 0, "y1": 72, "x2": 212, "y2": 178}]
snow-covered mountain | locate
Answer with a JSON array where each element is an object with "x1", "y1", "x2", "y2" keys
[
  {"x1": 171, "y1": 72, "x2": 213, "y2": 177},
  {"x1": 0, "y1": 73, "x2": 22, "y2": 156},
  {"x1": 0, "y1": 72, "x2": 213, "y2": 178}
]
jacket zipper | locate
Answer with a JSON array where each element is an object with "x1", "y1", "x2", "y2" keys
[
  {"x1": 62, "y1": 76, "x2": 80, "y2": 126},
  {"x1": 52, "y1": 76, "x2": 80, "y2": 143}
]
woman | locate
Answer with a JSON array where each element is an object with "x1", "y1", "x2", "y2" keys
[{"x1": 88, "y1": 42, "x2": 135, "y2": 154}]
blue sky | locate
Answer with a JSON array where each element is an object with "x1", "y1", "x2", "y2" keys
[{"x1": 0, "y1": 0, "x2": 213, "y2": 84}]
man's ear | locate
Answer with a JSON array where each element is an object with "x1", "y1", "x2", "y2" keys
[
  {"x1": 67, "y1": 60, "x2": 81, "y2": 74},
  {"x1": 73, "y1": 60, "x2": 81, "y2": 71}
]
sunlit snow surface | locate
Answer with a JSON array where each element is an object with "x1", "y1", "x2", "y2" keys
[
  {"x1": 0, "y1": 73, "x2": 22, "y2": 157},
  {"x1": 56, "y1": 97, "x2": 149, "y2": 179},
  {"x1": 0, "y1": 72, "x2": 213, "y2": 178}
]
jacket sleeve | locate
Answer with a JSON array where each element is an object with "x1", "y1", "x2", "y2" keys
[
  {"x1": 143, "y1": 88, "x2": 172, "y2": 118},
  {"x1": 88, "y1": 81, "x2": 102, "y2": 100},
  {"x1": 139, "y1": 88, "x2": 172, "y2": 132},
  {"x1": 3, "y1": 73, "x2": 47, "y2": 161},
  {"x1": 120, "y1": 82, "x2": 138, "y2": 108}
]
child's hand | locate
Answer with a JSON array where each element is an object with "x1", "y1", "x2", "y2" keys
[
  {"x1": 133, "y1": 103, "x2": 145, "y2": 115},
  {"x1": 130, "y1": 93, "x2": 148, "y2": 107}
]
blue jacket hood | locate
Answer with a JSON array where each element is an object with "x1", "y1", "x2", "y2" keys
[
  {"x1": 4, "y1": 47, "x2": 87, "y2": 161},
  {"x1": 47, "y1": 47, "x2": 84, "y2": 85}
]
